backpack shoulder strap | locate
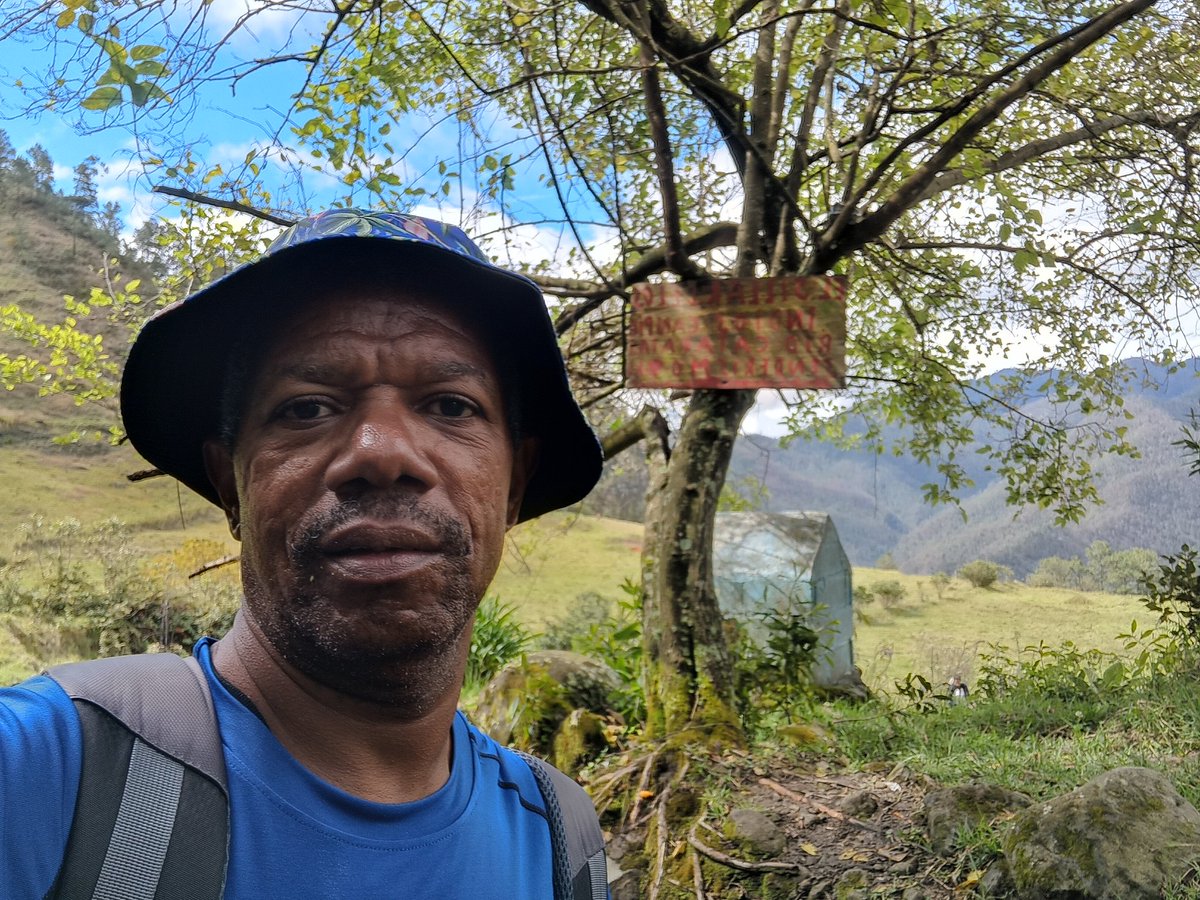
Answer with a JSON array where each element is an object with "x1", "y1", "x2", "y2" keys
[
  {"x1": 519, "y1": 752, "x2": 608, "y2": 900},
  {"x1": 45, "y1": 653, "x2": 229, "y2": 900}
]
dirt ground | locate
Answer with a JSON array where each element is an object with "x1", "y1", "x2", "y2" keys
[{"x1": 602, "y1": 748, "x2": 968, "y2": 899}]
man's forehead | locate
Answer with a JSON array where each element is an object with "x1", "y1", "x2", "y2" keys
[{"x1": 260, "y1": 356, "x2": 493, "y2": 386}]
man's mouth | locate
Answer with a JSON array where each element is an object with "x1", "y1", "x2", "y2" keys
[{"x1": 314, "y1": 521, "x2": 447, "y2": 583}]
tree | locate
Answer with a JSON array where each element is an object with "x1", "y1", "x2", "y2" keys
[
  {"x1": 0, "y1": 128, "x2": 14, "y2": 172},
  {"x1": 24, "y1": 143, "x2": 54, "y2": 192},
  {"x1": 72, "y1": 156, "x2": 99, "y2": 214},
  {"x1": 4, "y1": 0, "x2": 1200, "y2": 740}
]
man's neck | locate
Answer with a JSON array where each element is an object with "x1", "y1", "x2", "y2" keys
[{"x1": 211, "y1": 616, "x2": 462, "y2": 804}]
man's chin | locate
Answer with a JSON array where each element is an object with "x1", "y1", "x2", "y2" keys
[{"x1": 269, "y1": 616, "x2": 470, "y2": 709}]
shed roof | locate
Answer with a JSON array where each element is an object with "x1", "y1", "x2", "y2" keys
[{"x1": 713, "y1": 511, "x2": 834, "y2": 577}]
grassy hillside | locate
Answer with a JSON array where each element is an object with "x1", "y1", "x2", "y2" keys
[{"x1": 852, "y1": 567, "x2": 1144, "y2": 692}]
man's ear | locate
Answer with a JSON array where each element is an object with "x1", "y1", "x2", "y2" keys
[
  {"x1": 506, "y1": 437, "x2": 540, "y2": 528},
  {"x1": 202, "y1": 439, "x2": 242, "y2": 541}
]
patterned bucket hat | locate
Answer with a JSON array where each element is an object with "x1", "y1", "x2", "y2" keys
[{"x1": 120, "y1": 209, "x2": 603, "y2": 522}]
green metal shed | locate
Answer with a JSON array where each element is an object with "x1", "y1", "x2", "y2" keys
[{"x1": 713, "y1": 511, "x2": 854, "y2": 687}]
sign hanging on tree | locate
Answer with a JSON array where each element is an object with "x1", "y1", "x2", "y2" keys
[{"x1": 626, "y1": 276, "x2": 847, "y2": 389}]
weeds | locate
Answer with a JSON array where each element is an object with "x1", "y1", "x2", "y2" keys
[{"x1": 465, "y1": 595, "x2": 532, "y2": 691}]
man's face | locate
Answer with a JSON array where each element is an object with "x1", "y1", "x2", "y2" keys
[{"x1": 204, "y1": 287, "x2": 535, "y2": 707}]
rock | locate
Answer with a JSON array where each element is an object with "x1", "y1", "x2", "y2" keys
[
  {"x1": 470, "y1": 650, "x2": 619, "y2": 763},
  {"x1": 839, "y1": 789, "x2": 879, "y2": 819},
  {"x1": 1003, "y1": 766, "x2": 1200, "y2": 899},
  {"x1": 816, "y1": 665, "x2": 871, "y2": 701},
  {"x1": 608, "y1": 869, "x2": 642, "y2": 900},
  {"x1": 979, "y1": 857, "x2": 1015, "y2": 898},
  {"x1": 725, "y1": 807, "x2": 786, "y2": 856},
  {"x1": 923, "y1": 782, "x2": 1032, "y2": 855},
  {"x1": 833, "y1": 867, "x2": 873, "y2": 899},
  {"x1": 551, "y1": 708, "x2": 608, "y2": 773},
  {"x1": 889, "y1": 857, "x2": 919, "y2": 875}
]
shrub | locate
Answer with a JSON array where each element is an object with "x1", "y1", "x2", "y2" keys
[
  {"x1": 539, "y1": 591, "x2": 613, "y2": 650},
  {"x1": 874, "y1": 580, "x2": 906, "y2": 609},
  {"x1": 959, "y1": 560, "x2": 1001, "y2": 589},
  {"x1": 731, "y1": 603, "x2": 823, "y2": 730},
  {"x1": 466, "y1": 595, "x2": 532, "y2": 690},
  {"x1": 568, "y1": 579, "x2": 644, "y2": 725},
  {"x1": 853, "y1": 584, "x2": 875, "y2": 605},
  {"x1": 1139, "y1": 544, "x2": 1200, "y2": 649},
  {"x1": 2, "y1": 517, "x2": 239, "y2": 659},
  {"x1": 931, "y1": 572, "x2": 952, "y2": 599}
]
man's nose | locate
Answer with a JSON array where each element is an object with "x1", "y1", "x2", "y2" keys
[{"x1": 323, "y1": 400, "x2": 439, "y2": 494}]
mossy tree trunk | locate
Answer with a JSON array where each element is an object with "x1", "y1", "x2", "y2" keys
[{"x1": 641, "y1": 388, "x2": 756, "y2": 740}]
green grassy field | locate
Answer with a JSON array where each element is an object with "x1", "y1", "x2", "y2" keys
[{"x1": 851, "y1": 567, "x2": 1145, "y2": 692}]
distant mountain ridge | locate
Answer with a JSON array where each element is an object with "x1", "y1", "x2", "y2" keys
[{"x1": 731, "y1": 360, "x2": 1200, "y2": 575}]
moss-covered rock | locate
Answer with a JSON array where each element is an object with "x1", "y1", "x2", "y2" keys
[
  {"x1": 923, "y1": 782, "x2": 1032, "y2": 855},
  {"x1": 469, "y1": 650, "x2": 620, "y2": 768},
  {"x1": 1003, "y1": 766, "x2": 1200, "y2": 899}
]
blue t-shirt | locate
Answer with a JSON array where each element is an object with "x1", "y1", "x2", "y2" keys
[{"x1": 0, "y1": 640, "x2": 556, "y2": 898}]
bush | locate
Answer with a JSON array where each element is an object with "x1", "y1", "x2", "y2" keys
[
  {"x1": 466, "y1": 595, "x2": 532, "y2": 690},
  {"x1": 873, "y1": 580, "x2": 906, "y2": 608},
  {"x1": 959, "y1": 560, "x2": 1002, "y2": 588},
  {"x1": 853, "y1": 584, "x2": 875, "y2": 605},
  {"x1": 1, "y1": 517, "x2": 239, "y2": 660},
  {"x1": 566, "y1": 579, "x2": 644, "y2": 725},
  {"x1": 931, "y1": 572, "x2": 952, "y2": 599},
  {"x1": 1139, "y1": 544, "x2": 1200, "y2": 649},
  {"x1": 731, "y1": 603, "x2": 823, "y2": 730}
]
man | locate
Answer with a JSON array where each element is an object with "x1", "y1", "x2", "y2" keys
[{"x1": 0, "y1": 209, "x2": 606, "y2": 897}]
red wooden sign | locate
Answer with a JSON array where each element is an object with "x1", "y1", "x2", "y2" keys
[{"x1": 626, "y1": 276, "x2": 847, "y2": 389}]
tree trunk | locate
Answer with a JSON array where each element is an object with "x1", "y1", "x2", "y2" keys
[{"x1": 641, "y1": 387, "x2": 756, "y2": 741}]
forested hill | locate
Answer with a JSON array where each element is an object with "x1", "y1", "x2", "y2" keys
[
  {"x1": 0, "y1": 130, "x2": 157, "y2": 436},
  {"x1": 729, "y1": 365, "x2": 1200, "y2": 575}
]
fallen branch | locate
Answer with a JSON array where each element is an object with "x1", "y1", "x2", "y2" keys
[
  {"x1": 687, "y1": 822, "x2": 807, "y2": 874},
  {"x1": 648, "y1": 786, "x2": 671, "y2": 900},
  {"x1": 127, "y1": 467, "x2": 164, "y2": 482},
  {"x1": 759, "y1": 777, "x2": 884, "y2": 833}
]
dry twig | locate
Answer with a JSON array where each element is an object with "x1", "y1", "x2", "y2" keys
[{"x1": 686, "y1": 820, "x2": 806, "y2": 874}]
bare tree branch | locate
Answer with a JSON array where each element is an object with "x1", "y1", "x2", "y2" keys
[{"x1": 152, "y1": 186, "x2": 296, "y2": 225}]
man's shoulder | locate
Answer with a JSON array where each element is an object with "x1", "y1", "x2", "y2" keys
[
  {"x1": 0, "y1": 671, "x2": 80, "y2": 736},
  {"x1": 0, "y1": 673, "x2": 85, "y2": 899}
]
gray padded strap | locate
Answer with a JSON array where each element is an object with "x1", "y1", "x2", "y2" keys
[
  {"x1": 518, "y1": 752, "x2": 608, "y2": 900},
  {"x1": 581, "y1": 849, "x2": 607, "y2": 900},
  {"x1": 48, "y1": 653, "x2": 226, "y2": 791},
  {"x1": 92, "y1": 739, "x2": 185, "y2": 900}
]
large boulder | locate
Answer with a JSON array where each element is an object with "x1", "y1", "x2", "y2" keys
[
  {"x1": 1003, "y1": 766, "x2": 1200, "y2": 899},
  {"x1": 470, "y1": 650, "x2": 620, "y2": 771}
]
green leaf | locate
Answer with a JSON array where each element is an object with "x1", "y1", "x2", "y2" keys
[
  {"x1": 135, "y1": 60, "x2": 168, "y2": 78},
  {"x1": 81, "y1": 86, "x2": 122, "y2": 111},
  {"x1": 128, "y1": 80, "x2": 150, "y2": 107},
  {"x1": 130, "y1": 44, "x2": 165, "y2": 60},
  {"x1": 55, "y1": 9, "x2": 76, "y2": 28}
]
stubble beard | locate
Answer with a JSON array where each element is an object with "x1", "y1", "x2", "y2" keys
[{"x1": 245, "y1": 495, "x2": 484, "y2": 714}]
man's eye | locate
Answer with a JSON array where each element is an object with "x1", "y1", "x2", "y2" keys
[
  {"x1": 279, "y1": 399, "x2": 333, "y2": 421},
  {"x1": 430, "y1": 396, "x2": 476, "y2": 418}
]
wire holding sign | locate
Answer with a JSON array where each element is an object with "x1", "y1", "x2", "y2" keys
[{"x1": 626, "y1": 277, "x2": 847, "y2": 390}]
